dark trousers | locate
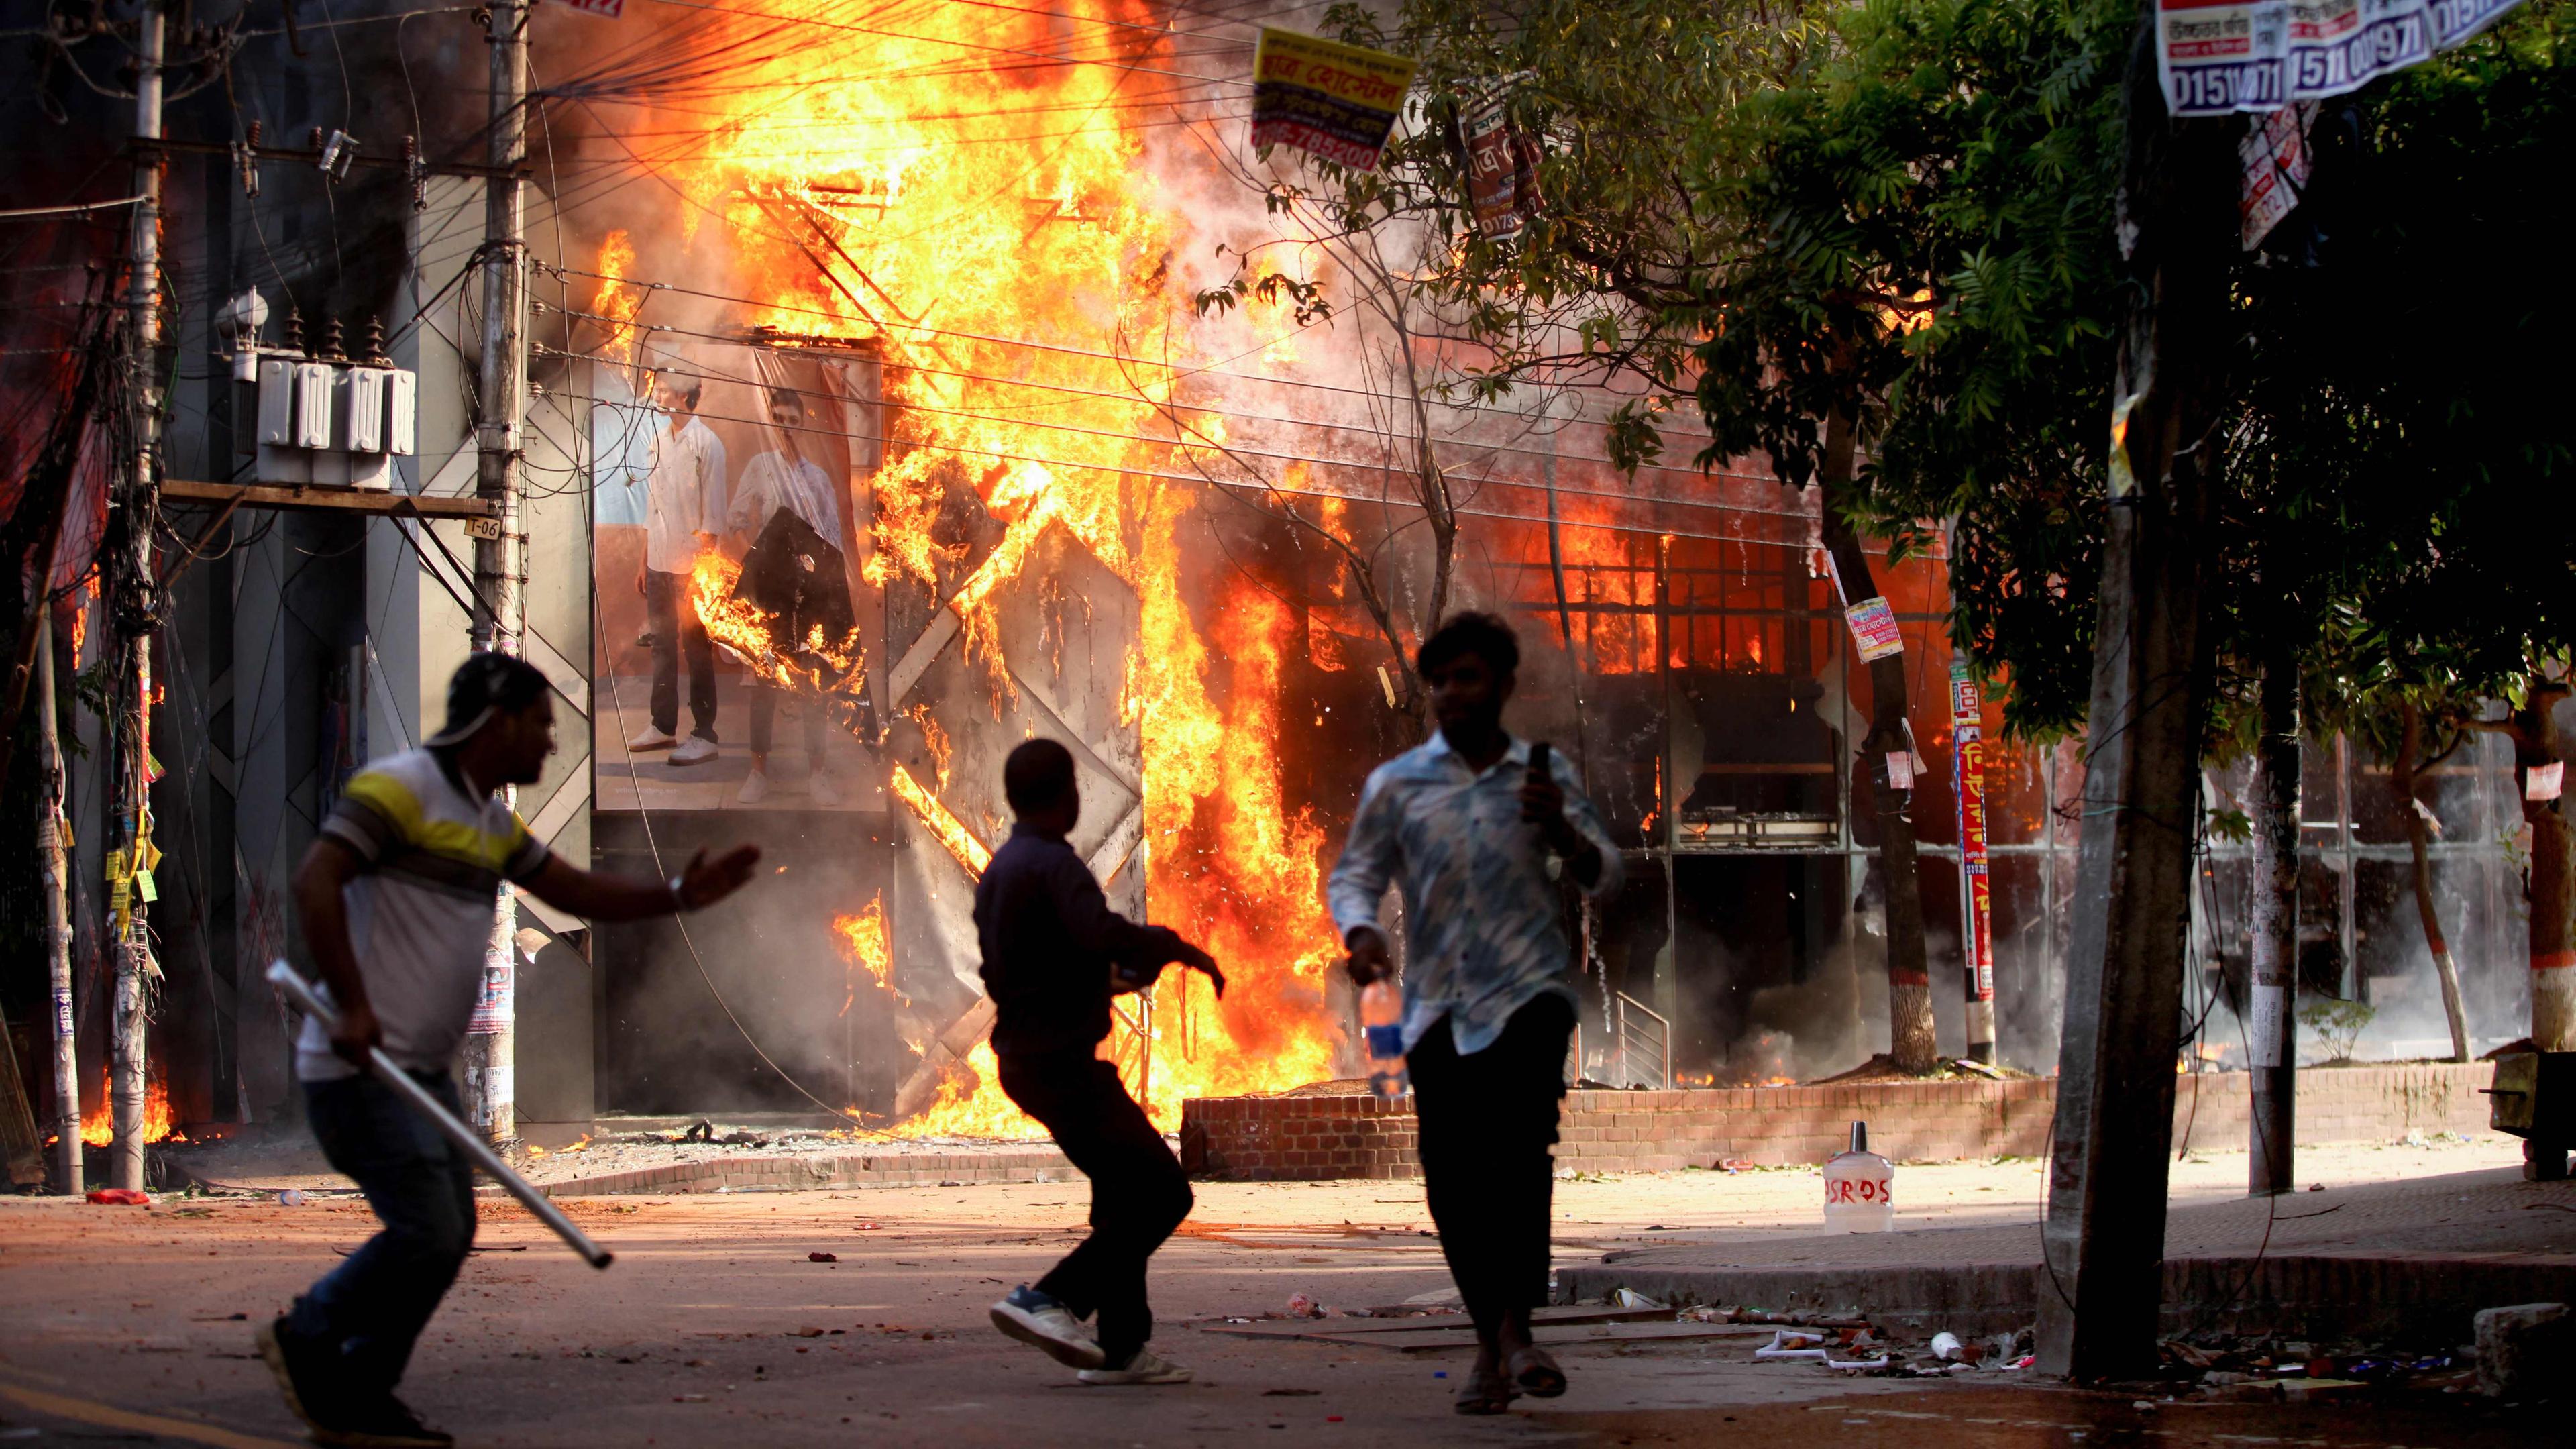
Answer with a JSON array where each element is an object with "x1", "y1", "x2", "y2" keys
[
  {"x1": 645, "y1": 566, "x2": 716, "y2": 740},
  {"x1": 998, "y1": 1050, "x2": 1193, "y2": 1366},
  {"x1": 748, "y1": 682, "x2": 826, "y2": 763},
  {"x1": 1409, "y1": 994, "x2": 1574, "y2": 1342},
  {"x1": 286, "y1": 1071, "x2": 476, "y2": 1401}
]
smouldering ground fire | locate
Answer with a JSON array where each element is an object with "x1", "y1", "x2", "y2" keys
[{"x1": 625, "y1": 0, "x2": 1341, "y2": 1134}]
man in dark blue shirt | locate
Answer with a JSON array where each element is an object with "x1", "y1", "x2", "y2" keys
[{"x1": 979, "y1": 738, "x2": 1224, "y2": 1385}]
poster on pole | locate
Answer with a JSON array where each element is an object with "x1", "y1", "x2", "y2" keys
[
  {"x1": 2157, "y1": 0, "x2": 2528, "y2": 117},
  {"x1": 1844, "y1": 596, "x2": 1904, "y2": 663},
  {"x1": 1458, "y1": 86, "x2": 1542, "y2": 240},
  {"x1": 1251, "y1": 28, "x2": 1418, "y2": 170},
  {"x1": 1951, "y1": 661, "x2": 1994, "y2": 1002}
]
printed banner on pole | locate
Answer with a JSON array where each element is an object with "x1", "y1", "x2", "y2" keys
[
  {"x1": 1252, "y1": 29, "x2": 1418, "y2": 170},
  {"x1": 2239, "y1": 101, "x2": 2316, "y2": 248},
  {"x1": 2157, "y1": 0, "x2": 2527, "y2": 117},
  {"x1": 1951, "y1": 661, "x2": 1994, "y2": 1001},
  {"x1": 1458, "y1": 87, "x2": 1542, "y2": 240},
  {"x1": 1845, "y1": 596, "x2": 1904, "y2": 662}
]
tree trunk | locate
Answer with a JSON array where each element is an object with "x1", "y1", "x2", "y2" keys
[
  {"x1": 2518, "y1": 680, "x2": 2573, "y2": 1053},
  {"x1": 2247, "y1": 645, "x2": 2298, "y2": 1195},
  {"x1": 1815, "y1": 405, "x2": 1935, "y2": 1073},
  {"x1": 2395, "y1": 702, "x2": 2471, "y2": 1061}
]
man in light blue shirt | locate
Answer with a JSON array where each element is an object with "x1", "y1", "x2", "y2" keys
[{"x1": 1327, "y1": 612, "x2": 1621, "y2": 1414}]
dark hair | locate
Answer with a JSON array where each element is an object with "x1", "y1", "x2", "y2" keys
[
  {"x1": 436, "y1": 651, "x2": 551, "y2": 741},
  {"x1": 1417, "y1": 611, "x2": 1519, "y2": 680},
  {"x1": 1004, "y1": 737, "x2": 1077, "y2": 813},
  {"x1": 768, "y1": 386, "x2": 804, "y2": 415}
]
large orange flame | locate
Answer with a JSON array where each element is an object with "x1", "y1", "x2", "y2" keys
[
  {"x1": 890, "y1": 763, "x2": 992, "y2": 876},
  {"x1": 833, "y1": 893, "x2": 896, "y2": 1013},
  {"x1": 648, "y1": 0, "x2": 1347, "y2": 1134},
  {"x1": 689, "y1": 549, "x2": 863, "y2": 691},
  {"x1": 590, "y1": 229, "x2": 640, "y2": 365},
  {"x1": 78, "y1": 1071, "x2": 174, "y2": 1148}
]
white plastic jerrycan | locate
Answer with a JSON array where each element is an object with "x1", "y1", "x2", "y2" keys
[{"x1": 1822, "y1": 1120, "x2": 1895, "y2": 1232}]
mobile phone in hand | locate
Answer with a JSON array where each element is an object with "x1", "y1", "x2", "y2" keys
[{"x1": 1523, "y1": 741, "x2": 1552, "y2": 822}]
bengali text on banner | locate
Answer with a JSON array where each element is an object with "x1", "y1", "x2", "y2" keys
[
  {"x1": 2157, "y1": 0, "x2": 2526, "y2": 117},
  {"x1": 1251, "y1": 28, "x2": 1419, "y2": 171}
]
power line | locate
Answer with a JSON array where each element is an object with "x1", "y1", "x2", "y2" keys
[
  {"x1": 540, "y1": 261, "x2": 1719, "y2": 447},
  {"x1": 535, "y1": 373, "x2": 1818, "y2": 553},
  {"x1": 536, "y1": 329, "x2": 1784, "y2": 521}
]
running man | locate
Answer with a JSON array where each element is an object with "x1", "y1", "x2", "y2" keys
[
  {"x1": 978, "y1": 738, "x2": 1226, "y2": 1385},
  {"x1": 262, "y1": 653, "x2": 761, "y2": 1447},
  {"x1": 1327, "y1": 612, "x2": 1623, "y2": 1414}
]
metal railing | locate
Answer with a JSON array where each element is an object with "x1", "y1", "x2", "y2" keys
[{"x1": 1570, "y1": 991, "x2": 1673, "y2": 1089}]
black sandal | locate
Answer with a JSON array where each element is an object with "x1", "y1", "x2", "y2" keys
[
  {"x1": 1454, "y1": 1360, "x2": 1519, "y2": 1415},
  {"x1": 1508, "y1": 1344, "x2": 1567, "y2": 1398}
]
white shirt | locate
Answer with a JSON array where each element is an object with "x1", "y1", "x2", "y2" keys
[
  {"x1": 645, "y1": 414, "x2": 727, "y2": 573},
  {"x1": 1326, "y1": 731, "x2": 1623, "y2": 1056},
  {"x1": 728, "y1": 448, "x2": 839, "y2": 543},
  {"x1": 296, "y1": 749, "x2": 549, "y2": 1082}
]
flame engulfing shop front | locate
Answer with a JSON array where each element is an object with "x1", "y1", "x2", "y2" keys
[{"x1": 578, "y1": 0, "x2": 1350, "y2": 1134}]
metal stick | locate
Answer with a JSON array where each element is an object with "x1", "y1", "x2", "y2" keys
[{"x1": 264, "y1": 961, "x2": 612, "y2": 1269}]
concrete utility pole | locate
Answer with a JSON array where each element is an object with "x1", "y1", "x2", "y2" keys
[
  {"x1": 2247, "y1": 647, "x2": 2298, "y2": 1196},
  {"x1": 39, "y1": 610, "x2": 81, "y2": 1194},
  {"x1": 105, "y1": 3, "x2": 168, "y2": 1194},
  {"x1": 461, "y1": 0, "x2": 531, "y2": 1142},
  {"x1": 2035, "y1": 12, "x2": 2237, "y2": 1380}
]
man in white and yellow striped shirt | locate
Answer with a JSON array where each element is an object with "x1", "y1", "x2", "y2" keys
[{"x1": 258, "y1": 653, "x2": 760, "y2": 1448}]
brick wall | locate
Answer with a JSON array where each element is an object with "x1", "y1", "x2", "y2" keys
[{"x1": 1177, "y1": 1063, "x2": 2501, "y2": 1181}]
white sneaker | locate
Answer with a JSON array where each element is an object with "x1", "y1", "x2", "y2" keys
[
  {"x1": 669, "y1": 735, "x2": 718, "y2": 766},
  {"x1": 810, "y1": 769, "x2": 841, "y2": 807},
  {"x1": 625, "y1": 727, "x2": 676, "y2": 752},
  {"x1": 990, "y1": 1287, "x2": 1104, "y2": 1369},
  {"x1": 1077, "y1": 1347, "x2": 1193, "y2": 1386},
  {"x1": 737, "y1": 769, "x2": 770, "y2": 805}
]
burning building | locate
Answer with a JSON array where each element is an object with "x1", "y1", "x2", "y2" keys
[{"x1": 0, "y1": 3, "x2": 2540, "y2": 1165}]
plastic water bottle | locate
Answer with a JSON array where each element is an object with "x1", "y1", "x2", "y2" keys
[
  {"x1": 1822, "y1": 1120, "x2": 1894, "y2": 1232},
  {"x1": 1361, "y1": 979, "x2": 1407, "y2": 1097}
]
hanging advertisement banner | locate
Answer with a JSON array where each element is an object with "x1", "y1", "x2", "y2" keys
[
  {"x1": 1951, "y1": 661, "x2": 1994, "y2": 1003},
  {"x1": 1845, "y1": 596, "x2": 1904, "y2": 662},
  {"x1": 1458, "y1": 87, "x2": 1542, "y2": 240},
  {"x1": 1251, "y1": 29, "x2": 1418, "y2": 171},
  {"x1": 2156, "y1": 0, "x2": 2527, "y2": 117}
]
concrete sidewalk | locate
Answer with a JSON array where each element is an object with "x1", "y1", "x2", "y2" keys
[{"x1": 1557, "y1": 1165, "x2": 2576, "y2": 1344}]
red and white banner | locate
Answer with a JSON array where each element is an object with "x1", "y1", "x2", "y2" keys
[{"x1": 1951, "y1": 661, "x2": 1993, "y2": 1005}]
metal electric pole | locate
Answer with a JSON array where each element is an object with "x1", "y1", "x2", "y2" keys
[
  {"x1": 2247, "y1": 645, "x2": 2299, "y2": 1196},
  {"x1": 460, "y1": 0, "x2": 531, "y2": 1143},
  {"x1": 104, "y1": 3, "x2": 168, "y2": 1194}
]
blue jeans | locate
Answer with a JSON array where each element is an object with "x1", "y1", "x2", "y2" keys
[{"x1": 287, "y1": 1071, "x2": 476, "y2": 1399}]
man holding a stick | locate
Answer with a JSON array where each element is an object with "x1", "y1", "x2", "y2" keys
[
  {"x1": 263, "y1": 653, "x2": 760, "y2": 1448},
  {"x1": 1328, "y1": 613, "x2": 1622, "y2": 1414}
]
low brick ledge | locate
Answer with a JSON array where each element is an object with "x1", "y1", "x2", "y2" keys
[{"x1": 1178, "y1": 1063, "x2": 2502, "y2": 1182}]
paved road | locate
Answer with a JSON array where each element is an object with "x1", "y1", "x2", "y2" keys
[{"x1": 0, "y1": 1138, "x2": 2539, "y2": 1447}]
